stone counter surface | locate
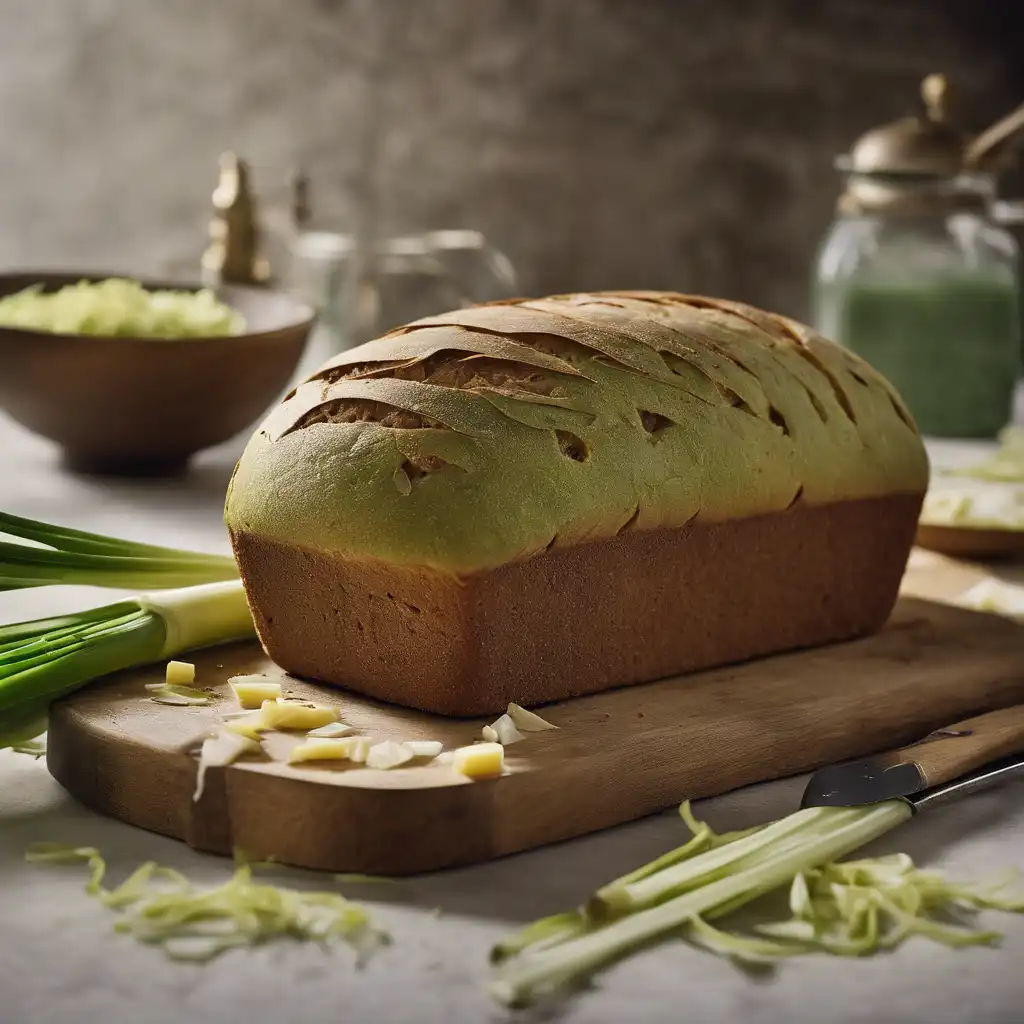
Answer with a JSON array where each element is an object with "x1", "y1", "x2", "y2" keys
[{"x1": 1, "y1": 412, "x2": 1023, "y2": 1024}]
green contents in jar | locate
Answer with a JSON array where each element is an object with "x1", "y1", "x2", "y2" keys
[{"x1": 820, "y1": 273, "x2": 1020, "y2": 439}]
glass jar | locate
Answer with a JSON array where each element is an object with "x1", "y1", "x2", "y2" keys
[
  {"x1": 813, "y1": 175, "x2": 1021, "y2": 439},
  {"x1": 286, "y1": 228, "x2": 518, "y2": 357}
]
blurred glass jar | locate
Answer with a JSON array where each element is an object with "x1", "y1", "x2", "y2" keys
[
  {"x1": 812, "y1": 76, "x2": 1023, "y2": 440},
  {"x1": 287, "y1": 227, "x2": 518, "y2": 355}
]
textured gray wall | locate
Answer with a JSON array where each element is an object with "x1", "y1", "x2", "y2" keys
[{"x1": 0, "y1": 0, "x2": 1021, "y2": 320}]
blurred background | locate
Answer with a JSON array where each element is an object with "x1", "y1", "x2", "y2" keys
[{"x1": 1, "y1": 0, "x2": 1021, "y2": 320}]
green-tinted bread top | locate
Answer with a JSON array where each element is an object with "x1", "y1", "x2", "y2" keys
[{"x1": 225, "y1": 291, "x2": 929, "y2": 575}]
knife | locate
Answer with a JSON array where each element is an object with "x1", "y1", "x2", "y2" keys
[{"x1": 801, "y1": 703, "x2": 1024, "y2": 810}]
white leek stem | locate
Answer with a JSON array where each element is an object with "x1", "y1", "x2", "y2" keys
[
  {"x1": 138, "y1": 581, "x2": 254, "y2": 658},
  {"x1": 593, "y1": 806, "x2": 860, "y2": 917}
]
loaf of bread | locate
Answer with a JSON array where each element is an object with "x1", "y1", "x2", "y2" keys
[{"x1": 225, "y1": 291, "x2": 929, "y2": 715}]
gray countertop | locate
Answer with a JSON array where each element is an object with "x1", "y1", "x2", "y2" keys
[{"x1": 1, "y1": 411, "x2": 1023, "y2": 1024}]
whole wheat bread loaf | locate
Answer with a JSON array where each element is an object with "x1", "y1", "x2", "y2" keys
[{"x1": 225, "y1": 291, "x2": 929, "y2": 715}]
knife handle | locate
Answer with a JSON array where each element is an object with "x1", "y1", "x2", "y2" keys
[{"x1": 888, "y1": 704, "x2": 1024, "y2": 790}]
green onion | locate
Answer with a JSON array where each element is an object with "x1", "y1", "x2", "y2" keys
[
  {"x1": 0, "y1": 510, "x2": 239, "y2": 591},
  {"x1": 0, "y1": 581, "x2": 255, "y2": 748}
]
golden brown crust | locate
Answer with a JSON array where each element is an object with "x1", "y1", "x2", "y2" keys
[{"x1": 231, "y1": 493, "x2": 922, "y2": 716}]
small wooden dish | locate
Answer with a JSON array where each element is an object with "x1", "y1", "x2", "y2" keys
[
  {"x1": 915, "y1": 522, "x2": 1024, "y2": 561},
  {"x1": 0, "y1": 271, "x2": 315, "y2": 476}
]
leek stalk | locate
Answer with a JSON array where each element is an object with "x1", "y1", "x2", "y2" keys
[
  {"x1": 490, "y1": 803, "x2": 909, "y2": 1007},
  {"x1": 491, "y1": 798, "x2": 1024, "y2": 1008},
  {"x1": 0, "y1": 581, "x2": 255, "y2": 748},
  {"x1": 0, "y1": 510, "x2": 239, "y2": 591}
]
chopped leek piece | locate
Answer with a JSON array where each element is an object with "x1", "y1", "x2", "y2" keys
[
  {"x1": 365, "y1": 740, "x2": 415, "y2": 770},
  {"x1": 453, "y1": 741, "x2": 504, "y2": 779},
  {"x1": 920, "y1": 486, "x2": 1024, "y2": 530},
  {"x1": 165, "y1": 660, "x2": 196, "y2": 686},
  {"x1": 193, "y1": 729, "x2": 260, "y2": 802},
  {"x1": 0, "y1": 510, "x2": 239, "y2": 591},
  {"x1": 26, "y1": 844, "x2": 386, "y2": 962},
  {"x1": 223, "y1": 710, "x2": 269, "y2": 741},
  {"x1": 0, "y1": 580, "x2": 254, "y2": 747},
  {"x1": 258, "y1": 699, "x2": 339, "y2": 731},
  {"x1": 146, "y1": 682, "x2": 210, "y2": 706},
  {"x1": 307, "y1": 721, "x2": 354, "y2": 739},
  {"x1": 945, "y1": 426, "x2": 1024, "y2": 483},
  {"x1": 506, "y1": 702, "x2": 558, "y2": 732},
  {"x1": 485, "y1": 713, "x2": 524, "y2": 746},
  {"x1": 346, "y1": 737, "x2": 371, "y2": 764},
  {"x1": 288, "y1": 737, "x2": 363, "y2": 764},
  {"x1": 953, "y1": 578, "x2": 1024, "y2": 620},
  {"x1": 26, "y1": 842, "x2": 107, "y2": 894},
  {"x1": 229, "y1": 676, "x2": 283, "y2": 709},
  {"x1": 922, "y1": 428, "x2": 1024, "y2": 529},
  {"x1": 406, "y1": 740, "x2": 443, "y2": 759}
]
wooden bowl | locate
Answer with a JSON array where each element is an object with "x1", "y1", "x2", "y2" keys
[
  {"x1": 0, "y1": 272, "x2": 315, "y2": 476},
  {"x1": 915, "y1": 522, "x2": 1024, "y2": 561}
]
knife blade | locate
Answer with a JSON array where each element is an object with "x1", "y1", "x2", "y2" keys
[{"x1": 801, "y1": 703, "x2": 1024, "y2": 809}]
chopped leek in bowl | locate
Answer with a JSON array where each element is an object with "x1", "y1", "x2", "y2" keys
[
  {"x1": 0, "y1": 270, "x2": 312, "y2": 474},
  {"x1": 920, "y1": 485, "x2": 1024, "y2": 531},
  {"x1": 916, "y1": 428, "x2": 1024, "y2": 559},
  {"x1": 0, "y1": 278, "x2": 245, "y2": 339}
]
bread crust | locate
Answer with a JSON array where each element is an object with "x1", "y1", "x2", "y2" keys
[{"x1": 231, "y1": 493, "x2": 922, "y2": 716}]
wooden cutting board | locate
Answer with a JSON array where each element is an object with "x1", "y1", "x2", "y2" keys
[{"x1": 46, "y1": 551, "x2": 1024, "y2": 875}]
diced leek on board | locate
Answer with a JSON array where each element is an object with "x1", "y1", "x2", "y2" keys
[
  {"x1": 258, "y1": 700, "x2": 339, "y2": 731},
  {"x1": 506, "y1": 702, "x2": 558, "y2": 732},
  {"x1": 165, "y1": 660, "x2": 196, "y2": 686},
  {"x1": 229, "y1": 676, "x2": 283, "y2": 709}
]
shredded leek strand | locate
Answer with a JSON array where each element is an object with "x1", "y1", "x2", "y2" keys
[
  {"x1": 26, "y1": 844, "x2": 386, "y2": 962},
  {"x1": 26, "y1": 843, "x2": 107, "y2": 893},
  {"x1": 490, "y1": 911, "x2": 588, "y2": 964}
]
